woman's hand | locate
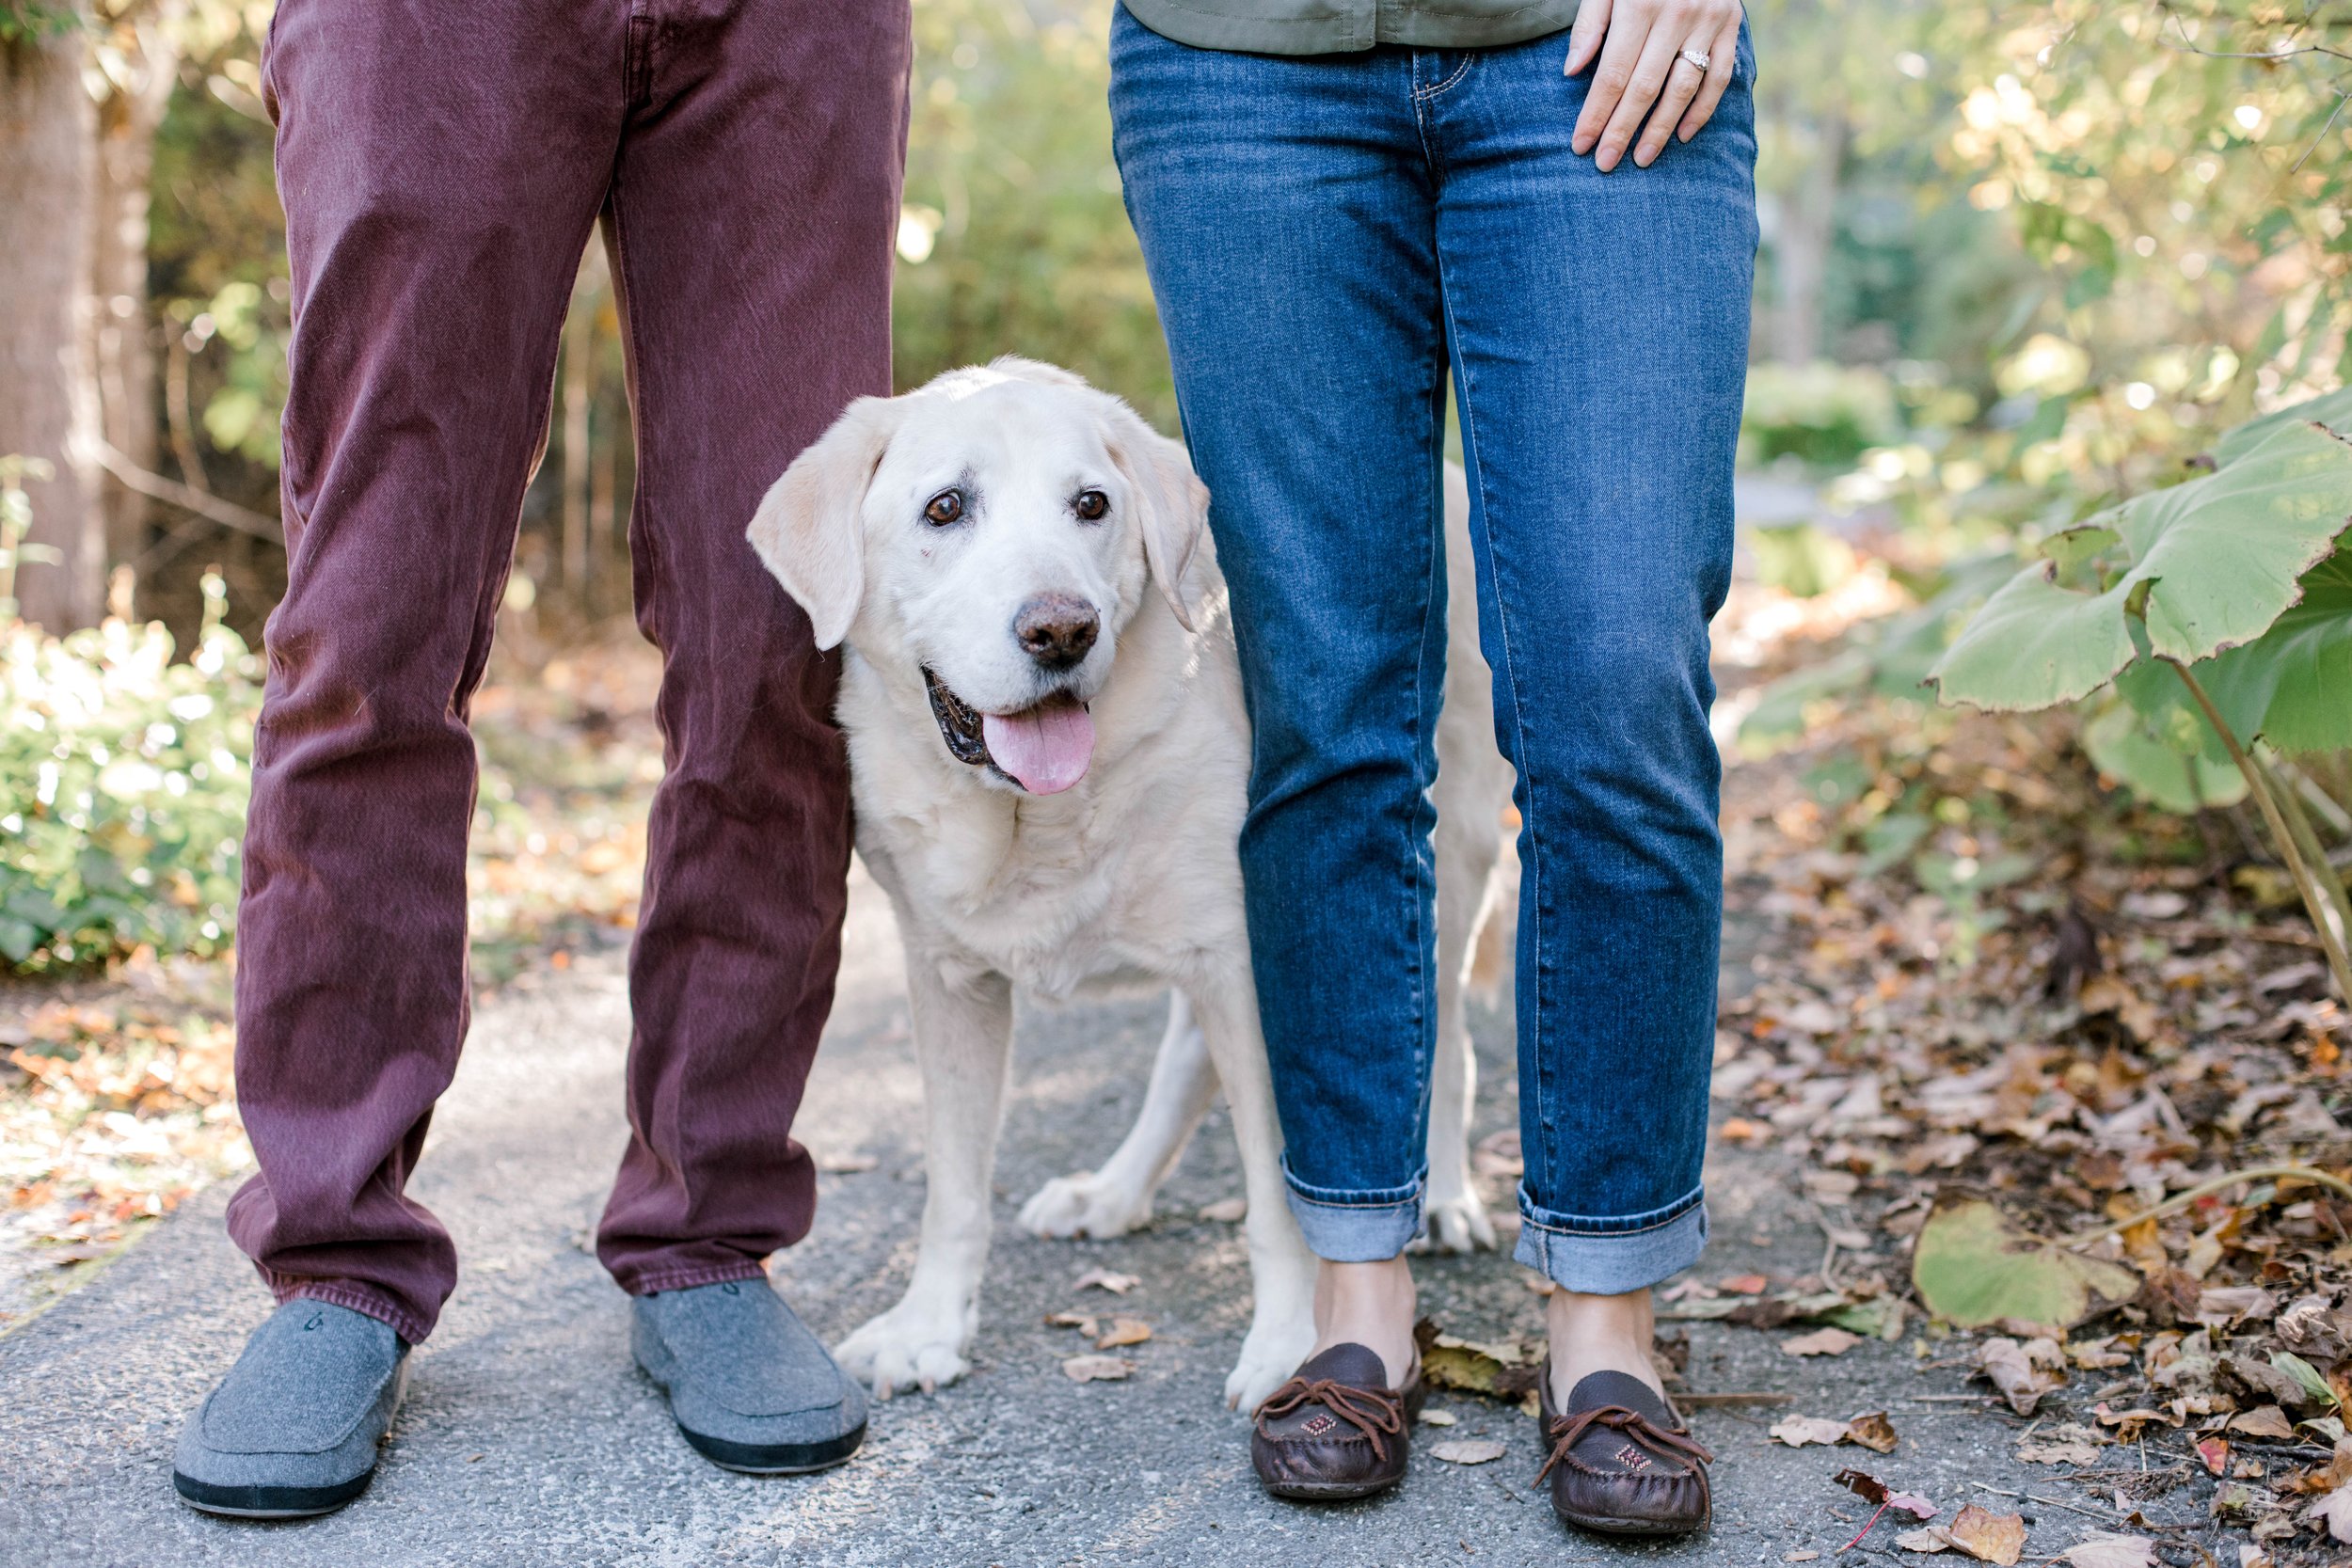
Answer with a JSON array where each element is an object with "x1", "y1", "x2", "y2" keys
[{"x1": 1564, "y1": 0, "x2": 1741, "y2": 171}]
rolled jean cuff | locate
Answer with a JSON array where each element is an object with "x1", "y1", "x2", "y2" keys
[
  {"x1": 1281, "y1": 1154, "x2": 1425, "y2": 1263},
  {"x1": 1512, "y1": 1184, "x2": 1709, "y2": 1295}
]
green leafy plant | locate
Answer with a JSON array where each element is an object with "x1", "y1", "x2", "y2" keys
[
  {"x1": 1930, "y1": 388, "x2": 2352, "y2": 1000},
  {"x1": 0, "y1": 571, "x2": 260, "y2": 971}
]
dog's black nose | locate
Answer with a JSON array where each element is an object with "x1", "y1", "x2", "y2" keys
[{"x1": 1013, "y1": 594, "x2": 1100, "y2": 670}]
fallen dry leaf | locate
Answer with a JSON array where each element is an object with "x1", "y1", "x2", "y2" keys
[
  {"x1": 1073, "y1": 1268, "x2": 1139, "y2": 1295},
  {"x1": 1844, "y1": 1411, "x2": 1899, "y2": 1453},
  {"x1": 2016, "y1": 1422, "x2": 2104, "y2": 1465},
  {"x1": 1061, "y1": 1354, "x2": 1135, "y2": 1383},
  {"x1": 1899, "y1": 1527, "x2": 1957, "y2": 1555},
  {"x1": 2229, "y1": 1404, "x2": 2297, "y2": 1440},
  {"x1": 1095, "y1": 1316, "x2": 1152, "y2": 1350},
  {"x1": 1834, "y1": 1468, "x2": 1937, "y2": 1518},
  {"x1": 1944, "y1": 1503, "x2": 2026, "y2": 1565},
  {"x1": 2194, "y1": 1286, "x2": 2279, "y2": 1327},
  {"x1": 2056, "y1": 1537, "x2": 2154, "y2": 1568},
  {"x1": 1722, "y1": 1273, "x2": 1772, "y2": 1295},
  {"x1": 1787, "y1": 1554, "x2": 1820, "y2": 1563},
  {"x1": 1419, "y1": 1409, "x2": 1457, "y2": 1427},
  {"x1": 2197, "y1": 1436, "x2": 2231, "y2": 1476},
  {"x1": 2307, "y1": 1483, "x2": 2352, "y2": 1544},
  {"x1": 1782, "y1": 1326, "x2": 1861, "y2": 1357},
  {"x1": 1430, "y1": 1438, "x2": 1507, "y2": 1465},
  {"x1": 1977, "y1": 1336, "x2": 2067, "y2": 1417},
  {"x1": 1770, "y1": 1415, "x2": 1851, "y2": 1448},
  {"x1": 1043, "y1": 1311, "x2": 1097, "y2": 1332},
  {"x1": 1197, "y1": 1197, "x2": 1247, "y2": 1223}
]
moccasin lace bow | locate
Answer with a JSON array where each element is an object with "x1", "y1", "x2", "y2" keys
[
  {"x1": 1535, "y1": 1404, "x2": 1714, "y2": 1484},
  {"x1": 1255, "y1": 1376, "x2": 1406, "y2": 1462}
]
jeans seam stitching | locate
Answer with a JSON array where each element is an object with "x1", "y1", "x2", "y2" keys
[
  {"x1": 1413, "y1": 54, "x2": 1475, "y2": 102},
  {"x1": 1437, "y1": 285, "x2": 1547, "y2": 1206}
]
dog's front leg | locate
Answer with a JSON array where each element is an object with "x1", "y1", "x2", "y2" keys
[
  {"x1": 1019, "y1": 990, "x2": 1216, "y2": 1239},
  {"x1": 834, "y1": 957, "x2": 1013, "y2": 1398},
  {"x1": 1187, "y1": 973, "x2": 1318, "y2": 1414}
]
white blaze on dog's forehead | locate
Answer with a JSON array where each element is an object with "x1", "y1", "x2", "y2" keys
[{"x1": 886, "y1": 380, "x2": 1120, "y2": 487}]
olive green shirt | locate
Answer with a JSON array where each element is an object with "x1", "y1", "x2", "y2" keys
[{"x1": 1121, "y1": 0, "x2": 1581, "y2": 55}]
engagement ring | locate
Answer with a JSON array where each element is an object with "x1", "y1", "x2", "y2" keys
[{"x1": 1677, "y1": 46, "x2": 1711, "y2": 71}]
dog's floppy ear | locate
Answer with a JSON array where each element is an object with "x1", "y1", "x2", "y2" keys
[
  {"x1": 1103, "y1": 401, "x2": 1209, "y2": 632},
  {"x1": 747, "y1": 396, "x2": 900, "y2": 651}
]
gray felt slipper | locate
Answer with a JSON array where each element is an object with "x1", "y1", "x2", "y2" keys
[
  {"x1": 632, "y1": 1278, "x2": 866, "y2": 1474},
  {"x1": 173, "y1": 1299, "x2": 409, "y2": 1518}
]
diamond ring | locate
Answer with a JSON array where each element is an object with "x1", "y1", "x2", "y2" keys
[{"x1": 1677, "y1": 46, "x2": 1711, "y2": 71}]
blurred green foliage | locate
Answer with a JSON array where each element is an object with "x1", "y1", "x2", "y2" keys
[
  {"x1": 894, "y1": 0, "x2": 1173, "y2": 426},
  {"x1": 0, "y1": 571, "x2": 257, "y2": 971}
]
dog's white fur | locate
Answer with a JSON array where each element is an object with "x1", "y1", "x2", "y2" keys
[{"x1": 750, "y1": 358, "x2": 1513, "y2": 1414}]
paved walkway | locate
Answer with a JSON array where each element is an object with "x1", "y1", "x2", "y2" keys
[{"x1": 0, "y1": 867, "x2": 2184, "y2": 1566}]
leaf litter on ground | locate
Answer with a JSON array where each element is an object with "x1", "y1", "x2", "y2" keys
[{"x1": 1690, "y1": 562, "x2": 2352, "y2": 1564}]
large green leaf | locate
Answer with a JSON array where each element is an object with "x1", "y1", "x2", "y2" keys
[
  {"x1": 2082, "y1": 699, "x2": 2249, "y2": 814},
  {"x1": 1926, "y1": 560, "x2": 2137, "y2": 710},
  {"x1": 2216, "y1": 387, "x2": 2352, "y2": 467},
  {"x1": 1912, "y1": 1190, "x2": 2141, "y2": 1331},
  {"x1": 2116, "y1": 419, "x2": 2352, "y2": 664},
  {"x1": 2201, "y1": 545, "x2": 2352, "y2": 754},
  {"x1": 1932, "y1": 414, "x2": 2352, "y2": 712}
]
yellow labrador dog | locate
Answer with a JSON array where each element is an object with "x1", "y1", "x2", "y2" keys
[{"x1": 749, "y1": 358, "x2": 1512, "y2": 1413}]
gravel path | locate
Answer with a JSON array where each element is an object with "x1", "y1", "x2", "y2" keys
[{"x1": 0, "y1": 863, "x2": 2205, "y2": 1566}]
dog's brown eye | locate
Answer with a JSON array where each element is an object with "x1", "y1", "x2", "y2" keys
[
  {"x1": 924, "y1": 490, "x2": 963, "y2": 527},
  {"x1": 1073, "y1": 489, "x2": 1108, "y2": 522}
]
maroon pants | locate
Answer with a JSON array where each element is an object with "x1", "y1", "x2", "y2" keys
[{"x1": 224, "y1": 0, "x2": 911, "y2": 1344}]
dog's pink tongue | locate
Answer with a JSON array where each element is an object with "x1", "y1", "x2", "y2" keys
[{"x1": 982, "y1": 696, "x2": 1094, "y2": 795}]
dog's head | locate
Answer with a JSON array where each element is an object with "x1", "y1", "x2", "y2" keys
[{"x1": 748, "y1": 357, "x2": 1207, "y2": 796}]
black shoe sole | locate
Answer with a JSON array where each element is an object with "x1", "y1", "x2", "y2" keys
[
  {"x1": 1259, "y1": 1474, "x2": 1406, "y2": 1502},
  {"x1": 678, "y1": 1418, "x2": 867, "y2": 1475},
  {"x1": 172, "y1": 1468, "x2": 374, "y2": 1519},
  {"x1": 1555, "y1": 1505, "x2": 1711, "y2": 1536}
]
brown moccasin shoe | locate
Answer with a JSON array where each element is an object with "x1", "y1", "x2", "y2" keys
[
  {"x1": 1535, "y1": 1362, "x2": 1712, "y2": 1535},
  {"x1": 1249, "y1": 1343, "x2": 1424, "y2": 1501}
]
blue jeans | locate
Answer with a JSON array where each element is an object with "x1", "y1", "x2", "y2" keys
[{"x1": 1110, "y1": 6, "x2": 1756, "y2": 1293}]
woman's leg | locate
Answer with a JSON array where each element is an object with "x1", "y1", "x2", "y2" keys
[
  {"x1": 1424, "y1": 24, "x2": 1758, "y2": 1393},
  {"x1": 1109, "y1": 7, "x2": 1447, "y2": 1386}
]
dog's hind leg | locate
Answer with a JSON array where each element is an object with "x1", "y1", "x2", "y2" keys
[
  {"x1": 834, "y1": 958, "x2": 1013, "y2": 1398},
  {"x1": 1187, "y1": 970, "x2": 1318, "y2": 1413},
  {"x1": 1019, "y1": 990, "x2": 1216, "y2": 1240},
  {"x1": 1417, "y1": 713, "x2": 1508, "y2": 1255}
]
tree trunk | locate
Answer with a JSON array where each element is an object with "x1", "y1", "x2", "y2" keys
[
  {"x1": 90, "y1": 3, "x2": 183, "y2": 587},
  {"x1": 0, "y1": 19, "x2": 104, "y2": 633},
  {"x1": 1769, "y1": 108, "x2": 1848, "y2": 366}
]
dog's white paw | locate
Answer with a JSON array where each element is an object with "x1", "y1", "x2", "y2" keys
[
  {"x1": 1224, "y1": 1315, "x2": 1318, "y2": 1414},
  {"x1": 834, "y1": 1305, "x2": 973, "y2": 1398},
  {"x1": 1017, "y1": 1169, "x2": 1154, "y2": 1240},
  {"x1": 1412, "y1": 1188, "x2": 1498, "y2": 1254}
]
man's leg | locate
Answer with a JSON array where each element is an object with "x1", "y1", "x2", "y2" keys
[
  {"x1": 585, "y1": 0, "x2": 909, "y2": 1478},
  {"x1": 589, "y1": 0, "x2": 909, "y2": 1300},
  {"x1": 225, "y1": 0, "x2": 624, "y2": 1349},
  {"x1": 183, "y1": 0, "x2": 624, "y2": 1517}
]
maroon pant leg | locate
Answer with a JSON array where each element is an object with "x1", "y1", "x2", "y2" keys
[
  {"x1": 591, "y1": 2, "x2": 911, "y2": 1296},
  {"x1": 227, "y1": 0, "x2": 907, "y2": 1343}
]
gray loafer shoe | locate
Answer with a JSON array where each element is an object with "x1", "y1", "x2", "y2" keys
[
  {"x1": 173, "y1": 1300, "x2": 409, "y2": 1518},
  {"x1": 632, "y1": 1278, "x2": 866, "y2": 1474}
]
